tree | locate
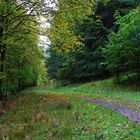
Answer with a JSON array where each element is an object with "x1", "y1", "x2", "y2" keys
[
  {"x1": 103, "y1": 7, "x2": 140, "y2": 80},
  {"x1": 46, "y1": 0, "x2": 94, "y2": 81},
  {"x1": 0, "y1": 0, "x2": 55, "y2": 99}
]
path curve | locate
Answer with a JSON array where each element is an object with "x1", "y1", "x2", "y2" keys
[{"x1": 77, "y1": 96, "x2": 140, "y2": 125}]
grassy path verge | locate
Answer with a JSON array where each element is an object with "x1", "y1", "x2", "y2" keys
[
  {"x1": 1, "y1": 93, "x2": 140, "y2": 139},
  {"x1": 79, "y1": 96, "x2": 140, "y2": 125},
  {"x1": 1, "y1": 77, "x2": 140, "y2": 139}
]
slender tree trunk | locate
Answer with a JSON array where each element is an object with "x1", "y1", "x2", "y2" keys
[
  {"x1": 18, "y1": 78, "x2": 22, "y2": 92},
  {"x1": 116, "y1": 68, "x2": 120, "y2": 84},
  {"x1": 0, "y1": 15, "x2": 6, "y2": 100}
]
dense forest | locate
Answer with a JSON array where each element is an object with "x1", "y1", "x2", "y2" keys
[
  {"x1": 0, "y1": 0, "x2": 140, "y2": 99},
  {"x1": 46, "y1": 0, "x2": 140, "y2": 83},
  {"x1": 0, "y1": 0, "x2": 50, "y2": 99}
]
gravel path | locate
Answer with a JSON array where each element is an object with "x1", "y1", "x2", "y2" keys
[
  {"x1": 80, "y1": 96, "x2": 140, "y2": 125},
  {"x1": 101, "y1": 96, "x2": 140, "y2": 108}
]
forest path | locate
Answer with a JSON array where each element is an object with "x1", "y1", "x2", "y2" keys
[{"x1": 69, "y1": 95, "x2": 140, "y2": 125}]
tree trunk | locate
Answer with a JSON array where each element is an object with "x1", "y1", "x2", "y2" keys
[
  {"x1": 0, "y1": 15, "x2": 6, "y2": 100},
  {"x1": 116, "y1": 68, "x2": 120, "y2": 84}
]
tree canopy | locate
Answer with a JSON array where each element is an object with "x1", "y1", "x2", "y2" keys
[
  {"x1": 46, "y1": 0, "x2": 140, "y2": 83},
  {"x1": 0, "y1": 0, "x2": 55, "y2": 99}
]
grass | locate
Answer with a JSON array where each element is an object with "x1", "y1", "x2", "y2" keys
[
  {"x1": 32, "y1": 76, "x2": 140, "y2": 102},
  {"x1": 32, "y1": 76, "x2": 140, "y2": 112},
  {"x1": 1, "y1": 94, "x2": 140, "y2": 140},
  {"x1": 1, "y1": 76, "x2": 140, "y2": 139}
]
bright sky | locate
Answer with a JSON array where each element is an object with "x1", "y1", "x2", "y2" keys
[
  {"x1": 38, "y1": 0, "x2": 56, "y2": 50},
  {"x1": 38, "y1": 16, "x2": 51, "y2": 51}
]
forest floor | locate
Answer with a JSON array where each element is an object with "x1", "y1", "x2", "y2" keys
[{"x1": 0, "y1": 77, "x2": 140, "y2": 139}]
